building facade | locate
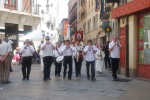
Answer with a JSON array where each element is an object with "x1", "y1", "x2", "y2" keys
[
  {"x1": 111, "y1": 0, "x2": 150, "y2": 79},
  {"x1": 35, "y1": 0, "x2": 59, "y2": 44},
  {"x1": 58, "y1": 18, "x2": 68, "y2": 42},
  {"x1": 77, "y1": 0, "x2": 101, "y2": 45},
  {"x1": 68, "y1": 0, "x2": 77, "y2": 40},
  {"x1": 0, "y1": 0, "x2": 40, "y2": 48}
]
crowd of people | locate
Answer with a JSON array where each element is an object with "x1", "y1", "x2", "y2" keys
[{"x1": 0, "y1": 35, "x2": 121, "y2": 84}]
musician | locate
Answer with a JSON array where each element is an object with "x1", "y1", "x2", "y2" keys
[
  {"x1": 74, "y1": 40, "x2": 83, "y2": 77},
  {"x1": 83, "y1": 40, "x2": 97, "y2": 81},
  {"x1": 109, "y1": 35, "x2": 121, "y2": 81},
  {"x1": 62, "y1": 39, "x2": 75, "y2": 80},
  {"x1": 20, "y1": 39, "x2": 35, "y2": 80},
  {"x1": 54, "y1": 42, "x2": 63, "y2": 76},
  {"x1": 41, "y1": 36, "x2": 55, "y2": 81}
]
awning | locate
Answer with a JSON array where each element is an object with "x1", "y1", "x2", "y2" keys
[{"x1": 112, "y1": 0, "x2": 150, "y2": 18}]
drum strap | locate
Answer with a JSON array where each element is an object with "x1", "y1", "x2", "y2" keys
[{"x1": 56, "y1": 47, "x2": 61, "y2": 56}]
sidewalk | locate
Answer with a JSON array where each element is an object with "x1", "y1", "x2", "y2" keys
[{"x1": 0, "y1": 63, "x2": 150, "y2": 100}]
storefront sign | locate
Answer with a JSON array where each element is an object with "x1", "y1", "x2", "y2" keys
[{"x1": 100, "y1": 0, "x2": 105, "y2": 19}]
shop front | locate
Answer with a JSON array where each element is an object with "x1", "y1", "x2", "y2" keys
[{"x1": 137, "y1": 13, "x2": 150, "y2": 79}]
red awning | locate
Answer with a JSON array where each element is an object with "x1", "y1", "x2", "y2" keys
[{"x1": 112, "y1": 0, "x2": 150, "y2": 18}]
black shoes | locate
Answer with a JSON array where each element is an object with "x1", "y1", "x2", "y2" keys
[
  {"x1": 22, "y1": 77, "x2": 29, "y2": 80},
  {"x1": 22, "y1": 78, "x2": 26, "y2": 80},
  {"x1": 43, "y1": 77, "x2": 51, "y2": 81},
  {"x1": 91, "y1": 78, "x2": 96, "y2": 81}
]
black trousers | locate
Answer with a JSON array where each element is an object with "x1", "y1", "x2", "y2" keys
[
  {"x1": 86, "y1": 61, "x2": 95, "y2": 79},
  {"x1": 43, "y1": 56, "x2": 53, "y2": 79},
  {"x1": 63, "y1": 56, "x2": 72, "y2": 78},
  {"x1": 104, "y1": 56, "x2": 111, "y2": 69},
  {"x1": 54, "y1": 57, "x2": 62, "y2": 75},
  {"x1": 74, "y1": 58, "x2": 82, "y2": 76},
  {"x1": 22, "y1": 56, "x2": 32, "y2": 78},
  {"x1": 111, "y1": 58, "x2": 119, "y2": 79}
]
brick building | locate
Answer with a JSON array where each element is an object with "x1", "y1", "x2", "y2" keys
[
  {"x1": 68, "y1": 0, "x2": 77, "y2": 40},
  {"x1": 58, "y1": 18, "x2": 68, "y2": 42}
]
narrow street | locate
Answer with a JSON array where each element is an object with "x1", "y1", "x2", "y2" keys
[{"x1": 0, "y1": 62, "x2": 150, "y2": 100}]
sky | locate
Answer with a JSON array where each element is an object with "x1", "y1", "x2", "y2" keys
[{"x1": 57, "y1": 0, "x2": 69, "y2": 24}]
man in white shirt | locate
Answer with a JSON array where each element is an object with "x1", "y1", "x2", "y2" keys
[
  {"x1": 41, "y1": 36, "x2": 56, "y2": 81},
  {"x1": 83, "y1": 40, "x2": 97, "y2": 81},
  {"x1": 20, "y1": 39, "x2": 35, "y2": 80},
  {"x1": 74, "y1": 41, "x2": 83, "y2": 77},
  {"x1": 109, "y1": 35, "x2": 121, "y2": 81},
  {"x1": 54, "y1": 42, "x2": 63, "y2": 76},
  {"x1": 61, "y1": 39, "x2": 74, "y2": 80},
  {"x1": 0, "y1": 37, "x2": 12, "y2": 84}
]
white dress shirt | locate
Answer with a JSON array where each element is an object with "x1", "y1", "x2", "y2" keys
[
  {"x1": 109, "y1": 41, "x2": 120, "y2": 58},
  {"x1": 0, "y1": 41, "x2": 11, "y2": 55},
  {"x1": 20, "y1": 45, "x2": 35, "y2": 57},
  {"x1": 41, "y1": 42, "x2": 54, "y2": 57},
  {"x1": 62, "y1": 45, "x2": 75, "y2": 56},
  {"x1": 83, "y1": 45, "x2": 97, "y2": 61},
  {"x1": 54, "y1": 47, "x2": 63, "y2": 57}
]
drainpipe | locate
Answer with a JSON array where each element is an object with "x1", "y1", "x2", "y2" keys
[{"x1": 125, "y1": 0, "x2": 129, "y2": 77}]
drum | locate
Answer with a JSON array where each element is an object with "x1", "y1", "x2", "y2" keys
[
  {"x1": 56, "y1": 56, "x2": 64, "y2": 63},
  {"x1": 77, "y1": 51, "x2": 83, "y2": 62}
]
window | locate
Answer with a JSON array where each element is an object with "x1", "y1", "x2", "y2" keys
[
  {"x1": 83, "y1": 22, "x2": 86, "y2": 34},
  {"x1": 10, "y1": 0, "x2": 15, "y2": 5},
  {"x1": 4, "y1": 0, "x2": 16, "y2": 10},
  {"x1": 79, "y1": 12, "x2": 80, "y2": 19},
  {"x1": 93, "y1": 17, "x2": 95, "y2": 29},
  {"x1": 79, "y1": 0, "x2": 80, "y2": 6},
  {"x1": 4, "y1": 0, "x2": 9, "y2": 4},
  {"x1": 138, "y1": 14, "x2": 150, "y2": 64},
  {"x1": 95, "y1": 15, "x2": 98, "y2": 28},
  {"x1": 88, "y1": 20, "x2": 90, "y2": 32},
  {"x1": 89, "y1": 0, "x2": 90, "y2": 8}
]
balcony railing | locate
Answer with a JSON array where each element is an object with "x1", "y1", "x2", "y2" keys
[
  {"x1": 4, "y1": 0, "x2": 17, "y2": 10},
  {"x1": 81, "y1": 0, "x2": 87, "y2": 6},
  {"x1": 69, "y1": 15, "x2": 77, "y2": 25},
  {"x1": 81, "y1": 10, "x2": 87, "y2": 19}
]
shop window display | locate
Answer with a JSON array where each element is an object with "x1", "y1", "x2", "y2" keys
[{"x1": 139, "y1": 14, "x2": 150, "y2": 64}]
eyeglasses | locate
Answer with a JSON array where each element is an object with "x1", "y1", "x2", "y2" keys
[{"x1": 46, "y1": 39, "x2": 50, "y2": 40}]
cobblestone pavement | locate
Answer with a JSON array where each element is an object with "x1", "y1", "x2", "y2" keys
[{"x1": 0, "y1": 62, "x2": 150, "y2": 100}]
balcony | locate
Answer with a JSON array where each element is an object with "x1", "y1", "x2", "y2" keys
[
  {"x1": 69, "y1": 15, "x2": 77, "y2": 25},
  {"x1": 81, "y1": 0, "x2": 87, "y2": 6},
  {"x1": 81, "y1": 10, "x2": 86, "y2": 19},
  {"x1": 4, "y1": 0, "x2": 17, "y2": 10}
]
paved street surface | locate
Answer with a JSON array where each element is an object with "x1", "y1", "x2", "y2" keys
[{"x1": 0, "y1": 62, "x2": 150, "y2": 100}]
